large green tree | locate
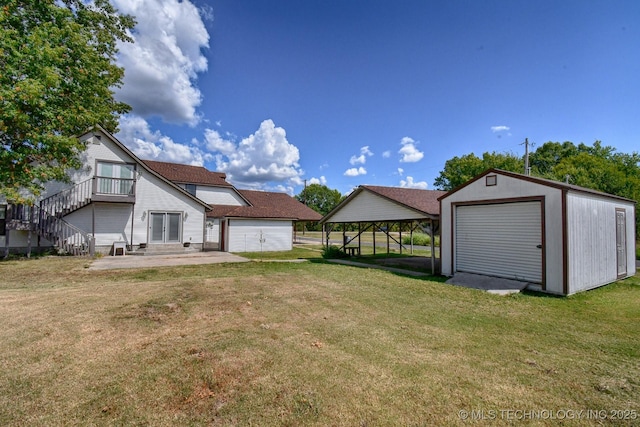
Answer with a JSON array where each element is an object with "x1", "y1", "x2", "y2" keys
[
  {"x1": 295, "y1": 183, "x2": 344, "y2": 217},
  {"x1": 433, "y1": 151, "x2": 524, "y2": 190},
  {"x1": 0, "y1": 0, "x2": 135, "y2": 203}
]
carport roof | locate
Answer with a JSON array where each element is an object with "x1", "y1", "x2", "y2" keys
[{"x1": 321, "y1": 185, "x2": 446, "y2": 224}]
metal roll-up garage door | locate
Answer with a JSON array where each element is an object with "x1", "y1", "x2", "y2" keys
[{"x1": 455, "y1": 202, "x2": 542, "y2": 283}]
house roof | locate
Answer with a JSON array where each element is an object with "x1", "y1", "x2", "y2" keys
[
  {"x1": 209, "y1": 190, "x2": 322, "y2": 221},
  {"x1": 143, "y1": 160, "x2": 232, "y2": 187},
  {"x1": 438, "y1": 168, "x2": 637, "y2": 203},
  {"x1": 321, "y1": 185, "x2": 445, "y2": 224}
]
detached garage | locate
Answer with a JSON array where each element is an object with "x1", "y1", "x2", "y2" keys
[{"x1": 439, "y1": 169, "x2": 636, "y2": 295}]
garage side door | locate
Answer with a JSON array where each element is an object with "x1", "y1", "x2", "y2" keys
[{"x1": 455, "y1": 202, "x2": 542, "y2": 283}]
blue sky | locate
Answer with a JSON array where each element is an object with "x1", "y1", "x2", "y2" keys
[{"x1": 111, "y1": 0, "x2": 640, "y2": 195}]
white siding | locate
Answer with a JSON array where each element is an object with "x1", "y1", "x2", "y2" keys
[
  {"x1": 456, "y1": 202, "x2": 542, "y2": 283},
  {"x1": 134, "y1": 171, "x2": 205, "y2": 245},
  {"x1": 566, "y1": 192, "x2": 636, "y2": 293},
  {"x1": 206, "y1": 218, "x2": 220, "y2": 243},
  {"x1": 227, "y1": 219, "x2": 292, "y2": 252},
  {"x1": 65, "y1": 204, "x2": 131, "y2": 247},
  {"x1": 329, "y1": 190, "x2": 425, "y2": 223},
  {"x1": 195, "y1": 186, "x2": 247, "y2": 205}
]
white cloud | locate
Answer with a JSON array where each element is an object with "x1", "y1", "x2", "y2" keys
[
  {"x1": 309, "y1": 176, "x2": 327, "y2": 185},
  {"x1": 204, "y1": 129, "x2": 236, "y2": 156},
  {"x1": 344, "y1": 167, "x2": 367, "y2": 177},
  {"x1": 349, "y1": 146, "x2": 374, "y2": 165},
  {"x1": 397, "y1": 167, "x2": 404, "y2": 176},
  {"x1": 116, "y1": 115, "x2": 208, "y2": 165},
  {"x1": 399, "y1": 137, "x2": 424, "y2": 163},
  {"x1": 349, "y1": 154, "x2": 366, "y2": 165},
  {"x1": 274, "y1": 184, "x2": 295, "y2": 196},
  {"x1": 491, "y1": 125, "x2": 510, "y2": 133},
  {"x1": 211, "y1": 119, "x2": 304, "y2": 186},
  {"x1": 112, "y1": 0, "x2": 209, "y2": 125},
  {"x1": 399, "y1": 176, "x2": 428, "y2": 189},
  {"x1": 382, "y1": 150, "x2": 391, "y2": 158}
]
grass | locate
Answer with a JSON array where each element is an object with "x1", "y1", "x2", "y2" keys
[
  {"x1": 234, "y1": 246, "x2": 322, "y2": 260},
  {"x1": 0, "y1": 256, "x2": 638, "y2": 426}
]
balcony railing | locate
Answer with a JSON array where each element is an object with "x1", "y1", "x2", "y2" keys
[{"x1": 94, "y1": 176, "x2": 135, "y2": 196}]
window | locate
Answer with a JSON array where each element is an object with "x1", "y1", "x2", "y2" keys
[
  {"x1": 96, "y1": 161, "x2": 135, "y2": 195},
  {"x1": 185, "y1": 184, "x2": 197, "y2": 196},
  {"x1": 486, "y1": 175, "x2": 497, "y2": 186}
]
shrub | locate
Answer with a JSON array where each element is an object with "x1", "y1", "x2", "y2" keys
[
  {"x1": 402, "y1": 233, "x2": 439, "y2": 246},
  {"x1": 321, "y1": 245, "x2": 348, "y2": 259}
]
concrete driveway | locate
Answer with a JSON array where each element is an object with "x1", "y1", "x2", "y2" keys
[{"x1": 89, "y1": 251, "x2": 249, "y2": 270}]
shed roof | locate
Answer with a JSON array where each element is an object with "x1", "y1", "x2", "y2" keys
[
  {"x1": 209, "y1": 190, "x2": 322, "y2": 221},
  {"x1": 438, "y1": 169, "x2": 637, "y2": 204},
  {"x1": 143, "y1": 160, "x2": 232, "y2": 187},
  {"x1": 321, "y1": 185, "x2": 446, "y2": 224}
]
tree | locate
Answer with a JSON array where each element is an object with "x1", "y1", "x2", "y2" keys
[
  {"x1": 436, "y1": 141, "x2": 640, "y2": 237},
  {"x1": 296, "y1": 184, "x2": 344, "y2": 217},
  {"x1": 433, "y1": 151, "x2": 524, "y2": 190},
  {"x1": 295, "y1": 183, "x2": 343, "y2": 231},
  {"x1": 0, "y1": 0, "x2": 135, "y2": 203}
]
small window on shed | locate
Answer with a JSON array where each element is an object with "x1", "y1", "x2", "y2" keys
[
  {"x1": 185, "y1": 184, "x2": 197, "y2": 196},
  {"x1": 486, "y1": 175, "x2": 497, "y2": 186}
]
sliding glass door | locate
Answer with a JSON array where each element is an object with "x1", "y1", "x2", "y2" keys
[{"x1": 150, "y1": 212, "x2": 181, "y2": 243}]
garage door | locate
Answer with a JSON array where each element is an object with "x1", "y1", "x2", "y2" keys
[{"x1": 455, "y1": 202, "x2": 542, "y2": 283}]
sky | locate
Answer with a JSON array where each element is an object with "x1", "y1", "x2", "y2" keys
[{"x1": 109, "y1": 0, "x2": 640, "y2": 196}]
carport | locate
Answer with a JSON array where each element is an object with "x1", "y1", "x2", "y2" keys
[{"x1": 319, "y1": 185, "x2": 445, "y2": 274}]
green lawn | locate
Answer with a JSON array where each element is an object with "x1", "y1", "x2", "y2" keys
[{"x1": 0, "y1": 256, "x2": 638, "y2": 426}]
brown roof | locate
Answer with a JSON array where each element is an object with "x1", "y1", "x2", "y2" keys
[
  {"x1": 143, "y1": 160, "x2": 232, "y2": 187},
  {"x1": 438, "y1": 168, "x2": 637, "y2": 203},
  {"x1": 209, "y1": 190, "x2": 322, "y2": 221},
  {"x1": 320, "y1": 185, "x2": 445, "y2": 224},
  {"x1": 361, "y1": 185, "x2": 446, "y2": 215}
]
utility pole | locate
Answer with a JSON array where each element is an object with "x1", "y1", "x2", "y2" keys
[{"x1": 522, "y1": 138, "x2": 531, "y2": 176}]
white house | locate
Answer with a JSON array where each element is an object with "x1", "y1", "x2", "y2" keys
[
  {"x1": 439, "y1": 169, "x2": 636, "y2": 295},
  {"x1": 2, "y1": 125, "x2": 211, "y2": 255},
  {"x1": 2, "y1": 126, "x2": 321, "y2": 256}
]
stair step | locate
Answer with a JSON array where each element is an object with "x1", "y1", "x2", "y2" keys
[{"x1": 131, "y1": 243, "x2": 198, "y2": 256}]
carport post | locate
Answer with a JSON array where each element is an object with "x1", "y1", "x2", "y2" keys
[
  {"x1": 386, "y1": 222, "x2": 390, "y2": 254},
  {"x1": 372, "y1": 224, "x2": 376, "y2": 255},
  {"x1": 430, "y1": 218, "x2": 435, "y2": 275}
]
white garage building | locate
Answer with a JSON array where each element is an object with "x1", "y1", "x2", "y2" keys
[{"x1": 439, "y1": 169, "x2": 636, "y2": 295}]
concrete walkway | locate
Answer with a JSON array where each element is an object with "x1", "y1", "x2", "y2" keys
[{"x1": 89, "y1": 251, "x2": 250, "y2": 270}]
